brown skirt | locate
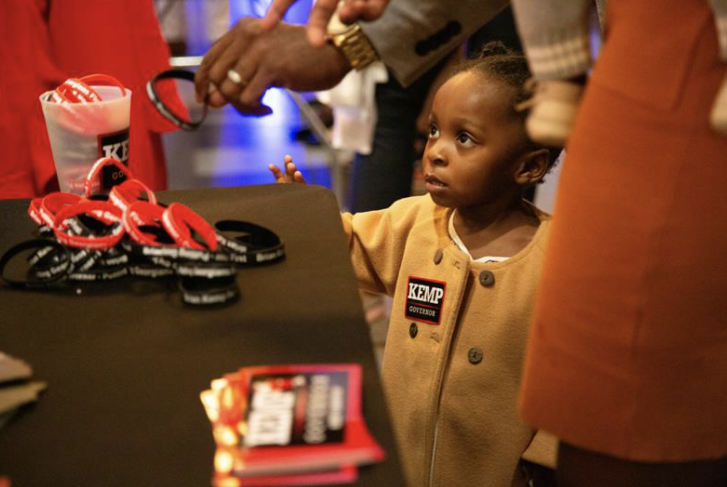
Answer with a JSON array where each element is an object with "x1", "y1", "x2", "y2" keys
[{"x1": 519, "y1": 0, "x2": 727, "y2": 462}]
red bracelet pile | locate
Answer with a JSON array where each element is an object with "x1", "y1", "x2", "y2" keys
[
  {"x1": 48, "y1": 74, "x2": 127, "y2": 104},
  {"x1": 2, "y1": 157, "x2": 285, "y2": 307}
]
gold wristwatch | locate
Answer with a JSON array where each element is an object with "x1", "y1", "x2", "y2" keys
[{"x1": 326, "y1": 23, "x2": 379, "y2": 70}]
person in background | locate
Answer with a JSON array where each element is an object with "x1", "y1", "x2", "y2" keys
[
  {"x1": 515, "y1": 0, "x2": 727, "y2": 484},
  {"x1": 0, "y1": 0, "x2": 178, "y2": 200},
  {"x1": 154, "y1": 0, "x2": 230, "y2": 57},
  {"x1": 270, "y1": 43, "x2": 560, "y2": 487},
  {"x1": 510, "y1": 0, "x2": 727, "y2": 146}
]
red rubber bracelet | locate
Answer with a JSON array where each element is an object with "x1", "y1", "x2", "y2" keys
[
  {"x1": 52, "y1": 74, "x2": 126, "y2": 105},
  {"x1": 84, "y1": 157, "x2": 134, "y2": 197},
  {"x1": 53, "y1": 200, "x2": 124, "y2": 249},
  {"x1": 39, "y1": 192, "x2": 84, "y2": 228},
  {"x1": 55, "y1": 78, "x2": 102, "y2": 103},
  {"x1": 123, "y1": 201, "x2": 169, "y2": 246},
  {"x1": 109, "y1": 178, "x2": 157, "y2": 212},
  {"x1": 49, "y1": 91, "x2": 68, "y2": 104},
  {"x1": 79, "y1": 73, "x2": 127, "y2": 97},
  {"x1": 28, "y1": 198, "x2": 44, "y2": 226},
  {"x1": 162, "y1": 203, "x2": 218, "y2": 251}
]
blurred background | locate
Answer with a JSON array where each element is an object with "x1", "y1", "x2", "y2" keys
[{"x1": 155, "y1": 0, "x2": 355, "y2": 204}]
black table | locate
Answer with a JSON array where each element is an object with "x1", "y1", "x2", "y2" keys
[{"x1": 0, "y1": 184, "x2": 403, "y2": 487}]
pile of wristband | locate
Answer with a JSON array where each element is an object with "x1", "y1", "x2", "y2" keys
[
  {"x1": 0, "y1": 157, "x2": 285, "y2": 307},
  {"x1": 45, "y1": 73, "x2": 127, "y2": 104}
]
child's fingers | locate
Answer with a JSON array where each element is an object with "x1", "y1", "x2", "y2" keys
[
  {"x1": 283, "y1": 155, "x2": 297, "y2": 179},
  {"x1": 293, "y1": 171, "x2": 307, "y2": 184},
  {"x1": 286, "y1": 164, "x2": 298, "y2": 179},
  {"x1": 268, "y1": 163, "x2": 285, "y2": 183},
  {"x1": 272, "y1": 156, "x2": 305, "y2": 184}
]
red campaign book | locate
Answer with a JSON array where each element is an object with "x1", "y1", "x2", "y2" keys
[
  {"x1": 201, "y1": 363, "x2": 385, "y2": 484},
  {"x1": 212, "y1": 463, "x2": 358, "y2": 486}
]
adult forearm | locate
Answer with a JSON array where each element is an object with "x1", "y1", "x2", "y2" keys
[{"x1": 360, "y1": 0, "x2": 509, "y2": 87}]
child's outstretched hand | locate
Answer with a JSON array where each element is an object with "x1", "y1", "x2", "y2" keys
[{"x1": 269, "y1": 155, "x2": 307, "y2": 184}]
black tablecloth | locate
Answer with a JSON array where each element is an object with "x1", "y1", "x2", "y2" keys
[{"x1": 0, "y1": 184, "x2": 403, "y2": 487}]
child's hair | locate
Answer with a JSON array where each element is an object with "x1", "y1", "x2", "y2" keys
[{"x1": 456, "y1": 41, "x2": 561, "y2": 172}]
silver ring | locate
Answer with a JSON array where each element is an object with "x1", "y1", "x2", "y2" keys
[{"x1": 226, "y1": 69, "x2": 245, "y2": 86}]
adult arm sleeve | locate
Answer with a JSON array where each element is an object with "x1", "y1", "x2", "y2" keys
[{"x1": 359, "y1": 0, "x2": 509, "y2": 86}]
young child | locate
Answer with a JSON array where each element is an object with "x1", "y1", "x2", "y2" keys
[{"x1": 270, "y1": 43, "x2": 559, "y2": 487}]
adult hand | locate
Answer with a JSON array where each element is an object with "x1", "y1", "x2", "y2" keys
[
  {"x1": 195, "y1": 18, "x2": 351, "y2": 116},
  {"x1": 269, "y1": 155, "x2": 307, "y2": 183},
  {"x1": 260, "y1": 0, "x2": 392, "y2": 46}
]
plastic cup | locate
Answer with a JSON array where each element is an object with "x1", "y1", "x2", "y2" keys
[{"x1": 40, "y1": 86, "x2": 132, "y2": 194}]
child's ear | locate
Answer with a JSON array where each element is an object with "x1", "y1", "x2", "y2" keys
[{"x1": 514, "y1": 148, "x2": 550, "y2": 186}]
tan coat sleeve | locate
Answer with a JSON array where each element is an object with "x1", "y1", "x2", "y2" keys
[
  {"x1": 341, "y1": 196, "x2": 425, "y2": 296},
  {"x1": 521, "y1": 430, "x2": 559, "y2": 470}
]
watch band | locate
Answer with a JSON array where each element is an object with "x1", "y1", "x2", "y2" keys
[{"x1": 326, "y1": 23, "x2": 379, "y2": 71}]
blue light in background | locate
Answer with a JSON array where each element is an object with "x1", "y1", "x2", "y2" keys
[
  {"x1": 170, "y1": 0, "x2": 331, "y2": 191},
  {"x1": 230, "y1": 0, "x2": 313, "y2": 25}
]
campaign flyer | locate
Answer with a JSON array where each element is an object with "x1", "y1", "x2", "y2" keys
[{"x1": 201, "y1": 363, "x2": 385, "y2": 485}]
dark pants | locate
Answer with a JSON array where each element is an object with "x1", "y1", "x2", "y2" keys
[
  {"x1": 347, "y1": 63, "x2": 444, "y2": 213},
  {"x1": 558, "y1": 442, "x2": 727, "y2": 487}
]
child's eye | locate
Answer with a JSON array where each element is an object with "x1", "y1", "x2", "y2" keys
[
  {"x1": 456, "y1": 132, "x2": 474, "y2": 146},
  {"x1": 428, "y1": 124, "x2": 439, "y2": 138}
]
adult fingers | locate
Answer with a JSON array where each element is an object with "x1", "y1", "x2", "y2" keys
[
  {"x1": 359, "y1": 0, "x2": 391, "y2": 20},
  {"x1": 229, "y1": 98, "x2": 273, "y2": 116},
  {"x1": 234, "y1": 65, "x2": 275, "y2": 114},
  {"x1": 212, "y1": 62, "x2": 255, "y2": 109},
  {"x1": 208, "y1": 46, "x2": 260, "y2": 107},
  {"x1": 306, "y1": 0, "x2": 339, "y2": 47},
  {"x1": 195, "y1": 32, "x2": 235, "y2": 101},
  {"x1": 230, "y1": 100, "x2": 273, "y2": 117},
  {"x1": 207, "y1": 64, "x2": 273, "y2": 116},
  {"x1": 204, "y1": 19, "x2": 263, "y2": 107},
  {"x1": 337, "y1": 0, "x2": 362, "y2": 23},
  {"x1": 208, "y1": 88, "x2": 271, "y2": 115},
  {"x1": 259, "y1": 0, "x2": 297, "y2": 32},
  {"x1": 339, "y1": 0, "x2": 390, "y2": 23}
]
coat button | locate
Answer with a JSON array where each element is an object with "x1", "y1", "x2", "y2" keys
[
  {"x1": 468, "y1": 347, "x2": 483, "y2": 364},
  {"x1": 409, "y1": 323, "x2": 418, "y2": 338},
  {"x1": 433, "y1": 249, "x2": 443, "y2": 265},
  {"x1": 479, "y1": 270, "x2": 495, "y2": 287}
]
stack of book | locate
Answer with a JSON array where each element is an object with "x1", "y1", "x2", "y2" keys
[{"x1": 200, "y1": 363, "x2": 385, "y2": 486}]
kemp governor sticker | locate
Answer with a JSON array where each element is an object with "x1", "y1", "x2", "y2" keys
[
  {"x1": 97, "y1": 128, "x2": 130, "y2": 188},
  {"x1": 405, "y1": 276, "x2": 446, "y2": 325}
]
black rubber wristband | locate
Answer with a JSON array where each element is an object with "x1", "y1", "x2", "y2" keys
[
  {"x1": 0, "y1": 240, "x2": 71, "y2": 289},
  {"x1": 215, "y1": 220, "x2": 285, "y2": 266}
]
